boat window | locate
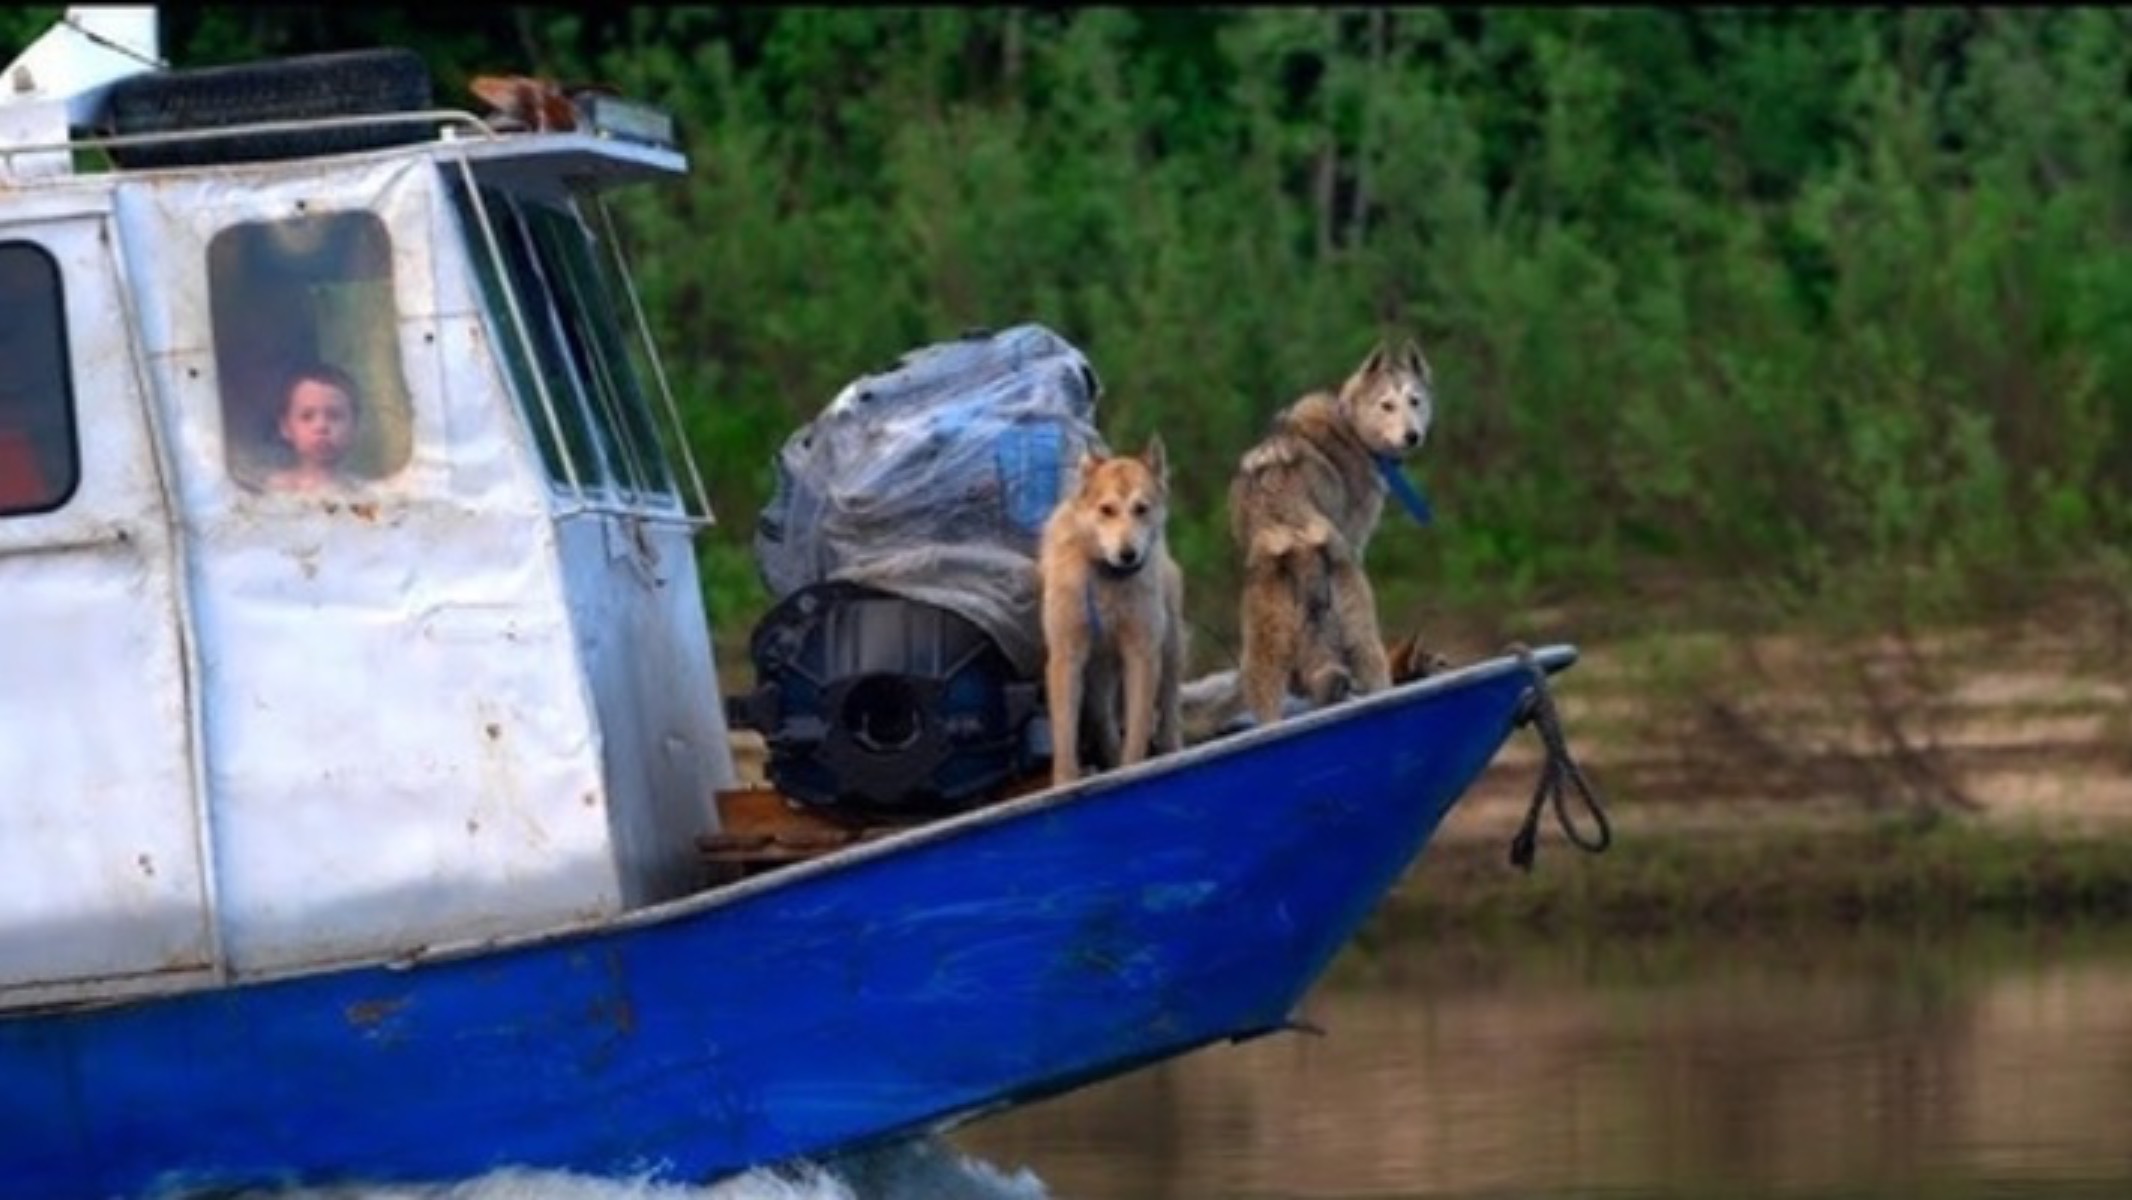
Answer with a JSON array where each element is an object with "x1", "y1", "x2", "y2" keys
[
  {"x1": 207, "y1": 212, "x2": 415, "y2": 493},
  {"x1": 447, "y1": 179, "x2": 675, "y2": 505},
  {"x1": 450, "y1": 182, "x2": 605, "y2": 492},
  {"x1": 0, "y1": 242, "x2": 79, "y2": 516},
  {"x1": 523, "y1": 203, "x2": 674, "y2": 500}
]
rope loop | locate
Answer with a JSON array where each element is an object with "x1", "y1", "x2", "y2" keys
[{"x1": 1506, "y1": 642, "x2": 1612, "y2": 872}]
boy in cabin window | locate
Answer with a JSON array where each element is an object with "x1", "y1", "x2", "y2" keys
[{"x1": 262, "y1": 362, "x2": 363, "y2": 494}]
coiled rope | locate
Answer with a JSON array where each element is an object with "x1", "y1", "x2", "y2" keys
[{"x1": 1507, "y1": 643, "x2": 1612, "y2": 872}]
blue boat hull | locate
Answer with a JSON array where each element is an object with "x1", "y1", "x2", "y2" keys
[{"x1": 2, "y1": 646, "x2": 1573, "y2": 1197}]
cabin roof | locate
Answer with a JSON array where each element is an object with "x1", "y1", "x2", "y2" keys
[
  {"x1": 4, "y1": 15, "x2": 688, "y2": 193},
  {"x1": 0, "y1": 113, "x2": 687, "y2": 195}
]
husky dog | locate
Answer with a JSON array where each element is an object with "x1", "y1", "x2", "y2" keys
[
  {"x1": 1039, "y1": 437, "x2": 1187, "y2": 787},
  {"x1": 1228, "y1": 340, "x2": 1434, "y2": 726}
]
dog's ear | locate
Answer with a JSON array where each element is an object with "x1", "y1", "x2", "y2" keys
[
  {"x1": 1360, "y1": 343, "x2": 1390, "y2": 378},
  {"x1": 1141, "y1": 433, "x2": 1167, "y2": 483},
  {"x1": 1400, "y1": 340, "x2": 1429, "y2": 377}
]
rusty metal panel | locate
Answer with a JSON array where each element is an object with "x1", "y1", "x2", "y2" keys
[{"x1": 0, "y1": 206, "x2": 215, "y2": 1003}]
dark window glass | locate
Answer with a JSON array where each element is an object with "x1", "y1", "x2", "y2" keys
[
  {"x1": 523, "y1": 203, "x2": 672, "y2": 499},
  {"x1": 449, "y1": 180, "x2": 606, "y2": 490},
  {"x1": 0, "y1": 242, "x2": 79, "y2": 516}
]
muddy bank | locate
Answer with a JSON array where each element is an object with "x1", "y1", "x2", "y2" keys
[
  {"x1": 1396, "y1": 592, "x2": 2132, "y2": 928},
  {"x1": 1439, "y1": 591, "x2": 2131, "y2": 841}
]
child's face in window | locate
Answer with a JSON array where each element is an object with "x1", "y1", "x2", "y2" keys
[{"x1": 280, "y1": 379, "x2": 357, "y2": 469}]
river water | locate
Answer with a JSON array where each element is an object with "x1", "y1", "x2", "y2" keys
[
  {"x1": 960, "y1": 918, "x2": 2132, "y2": 1199},
  {"x1": 187, "y1": 918, "x2": 2132, "y2": 1200}
]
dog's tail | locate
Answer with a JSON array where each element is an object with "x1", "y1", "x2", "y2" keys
[
  {"x1": 1281, "y1": 547, "x2": 1334, "y2": 622},
  {"x1": 1250, "y1": 523, "x2": 1337, "y2": 622}
]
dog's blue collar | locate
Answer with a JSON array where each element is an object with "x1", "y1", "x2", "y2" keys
[{"x1": 1375, "y1": 455, "x2": 1434, "y2": 525}]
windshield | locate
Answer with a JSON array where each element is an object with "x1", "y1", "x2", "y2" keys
[{"x1": 447, "y1": 176, "x2": 687, "y2": 512}]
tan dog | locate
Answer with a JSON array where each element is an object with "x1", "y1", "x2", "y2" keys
[
  {"x1": 1039, "y1": 437, "x2": 1187, "y2": 786},
  {"x1": 1228, "y1": 340, "x2": 1434, "y2": 726}
]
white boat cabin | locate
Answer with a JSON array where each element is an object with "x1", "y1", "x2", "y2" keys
[{"x1": 0, "y1": 10, "x2": 737, "y2": 1009}]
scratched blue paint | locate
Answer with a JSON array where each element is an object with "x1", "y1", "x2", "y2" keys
[{"x1": 0, "y1": 647, "x2": 1574, "y2": 1196}]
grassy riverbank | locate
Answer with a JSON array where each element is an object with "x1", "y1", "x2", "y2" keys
[{"x1": 1385, "y1": 820, "x2": 2132, "y2": 937}]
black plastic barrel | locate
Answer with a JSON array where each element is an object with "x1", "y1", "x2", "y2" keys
[{"x1": 727, "y1": 581, "x2": 1042, "y2": 813}]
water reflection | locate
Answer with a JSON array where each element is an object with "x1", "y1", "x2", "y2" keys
[{"x1": 957, "y1": 921, "x2": 2132, "y2": 1199}]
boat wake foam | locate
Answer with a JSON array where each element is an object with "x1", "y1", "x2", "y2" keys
[{"x1": 156, "y1": 1136, "x2": 1049, "y2": 1200}]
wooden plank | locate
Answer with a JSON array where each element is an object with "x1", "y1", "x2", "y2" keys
[{"x1": 700, "y1": 773, "x2": 1052, "y2": 875}]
